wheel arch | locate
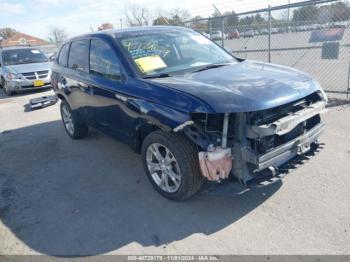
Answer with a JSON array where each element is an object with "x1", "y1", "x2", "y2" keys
[
  {"x1": 1, "y1": 76, "x2": 5, "y2": 87},
  {"x1": 133, "y1": 122, "x2": 161, "y2": 153},
  {"x1": 56, "y1": 93, "x2": 66, "y2": 101}
]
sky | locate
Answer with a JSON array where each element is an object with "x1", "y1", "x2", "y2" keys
[{"x1": 0, "y1": 0, "x2": 302, "y2": 40}]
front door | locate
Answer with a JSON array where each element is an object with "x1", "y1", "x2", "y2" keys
[{"x1": 86, "y1": 38, "x2": 130, "y2": 142}]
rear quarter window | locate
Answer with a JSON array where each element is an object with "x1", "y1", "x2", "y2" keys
[{"x1": 68, "y1": 40, "x2": 89, "y2": 72}]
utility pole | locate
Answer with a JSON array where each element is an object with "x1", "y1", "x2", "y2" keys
[
  {"x1": 287, "y1": 0, "x2": 291, "y2": 25},
  {"x1": 268, "y1": 5, "x2": 271, "y2": 63}
]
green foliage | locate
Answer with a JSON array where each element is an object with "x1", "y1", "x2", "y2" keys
[
  {"x1": 152, "y1": 8, "x2": 191, "y2": 26},
  {"x1": 293, "y1": 5, "x2": 319, "y2": 22},
  {"x1": 293, "y1": 2, "x2": 350, "y2": 23}
]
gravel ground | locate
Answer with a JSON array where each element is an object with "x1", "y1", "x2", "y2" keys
[{"x1": 0, "y1": 89, "x2": 349, "y2": 256}]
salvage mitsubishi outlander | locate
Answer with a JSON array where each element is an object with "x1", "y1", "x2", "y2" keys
[{"x1": 51, "y1": 26, "x2": 327, "y2": 201}]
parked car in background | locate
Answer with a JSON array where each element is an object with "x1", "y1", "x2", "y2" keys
[
  {"x1": 201, "y1": 32, "x2": 210, "y2": 38},
  {"x1": 226, "y1": 29, "x2": 240, "y2": 39},
  {"x1": 0, "y1": 46, "x2": 52, "y2": 96},
  {"x1": 52, "y1": 26, "x2": 327, "y2": 201},
  {"x1": 210, "y1": 31, "x2": 224, "y2": 40},
  {"x1": 259, "y1": 28, "x2": 269, "y2": 35},
  {"x1": 271, "y1": 28, "x2": 279, "y2": 34},
  {"x1": 243, "y1": 28, "x2": 254, "y2": 38}
]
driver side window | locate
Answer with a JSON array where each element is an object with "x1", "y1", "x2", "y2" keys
[{"x1": 89, "y1": 39, "x2": 121, "y2": 81}]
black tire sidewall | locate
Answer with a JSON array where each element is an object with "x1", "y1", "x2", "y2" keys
[{"x1": 2, "y1": 80, "x2": 14, "y2": 96}]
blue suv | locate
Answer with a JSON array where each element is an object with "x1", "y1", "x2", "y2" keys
[{"x1": 51, "y1": 26, "x2": 327, "y2": 200}]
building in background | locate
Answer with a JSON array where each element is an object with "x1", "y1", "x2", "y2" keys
[
  {"x1": 0, "y1": 32, "x2": 58, "y2": 58},
  {"x1": 0, "y1": 32, "x2": 50, "y2": 46}
]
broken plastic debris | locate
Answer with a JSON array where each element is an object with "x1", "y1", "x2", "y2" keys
[
  {"x1": 29, "y1": 95, "x2": 58, "y2": 109},
  {"x1": 198, "y1": 147, "x2": 233, "y2": 181}
]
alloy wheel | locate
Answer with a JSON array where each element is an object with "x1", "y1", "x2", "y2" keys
[
  {"x1": 146, "y1": 143, "x2": 182, "y2": 193},
  {"x1": 61, "y1": 104, "x2": 74, "y2": 135}
]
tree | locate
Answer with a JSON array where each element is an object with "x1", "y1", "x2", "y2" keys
[
  {"x1": 239, "y1": 15, "x2": 254, "y2": 27},
  {"x1": 329, "y1": 2, "x2": 350, "y2": 21},
  {"x1": 168, "y1": 8, "x2": 190, "y2": 25},
  {"x1": 153, "y1": 16, "x2": 172, "y2": 25},
  {"x1": 223, "y1": 11, "x2": 239, "y2": 29},
  {"x1": 98, "y1": 23, "x2": 114, "y2": 31},
  {"x1": 125, "y1": 4, "x2": 150, "y2": 26},
  {"x1": 191, "y1": 16, "x2": 208, "y2": 32},
  {"x1": 292, "y1": 5, "x2": 319, "y2": 23},
  {"x1": 152, "y1": 8, "x2": 190, "y2": 26},
  {"x1": 48, "y1": 27, "x2": 68, "y2": 46},
  {"x1": 0, "y1": 28, "x2": 16, "y2": 40}
]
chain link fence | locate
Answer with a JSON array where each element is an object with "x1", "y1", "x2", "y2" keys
[{"x1": 184, "y1": 0, "x2": 350, "y2": 98}]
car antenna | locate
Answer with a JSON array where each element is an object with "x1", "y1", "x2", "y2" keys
[{"x1": 90, "y1": 26, "x2": 95, "y2": 32}]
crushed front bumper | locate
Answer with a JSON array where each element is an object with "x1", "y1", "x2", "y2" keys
[
  {"x1": 243, "y1": 122, "x2": 325, "y2": 172},
  {"x1": 231, "y1": 96, "x2": 326, "y2": 185}
]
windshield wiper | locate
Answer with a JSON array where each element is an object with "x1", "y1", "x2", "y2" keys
[
  {"x1": 143, "y1": 73, "x2": 172, "y2": 79},
  {"x1": 21, "y1": 60, "x2": 47, "y2": 64},
  {"x1": 191, "y1": 63, "x2": 229, "y2": 73}
]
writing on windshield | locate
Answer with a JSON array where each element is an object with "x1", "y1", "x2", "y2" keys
[{"x1": 120, "y1": 31, "x2": 235, "y2": 76}]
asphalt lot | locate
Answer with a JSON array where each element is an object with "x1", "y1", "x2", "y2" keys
[{"x1": 0, "y1": 89, "x2": 350, "y2": 256}]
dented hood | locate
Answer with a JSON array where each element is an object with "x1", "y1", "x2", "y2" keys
[{"x1": 150, "y1": 61, "x2": 322, "y2": 113}]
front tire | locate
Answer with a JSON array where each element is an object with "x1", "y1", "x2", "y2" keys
[
  {"x1": 60, "y1": 100, "x2": 89, "y2": 139},
  {"x1": 2, "y1": 79, "x2": 15, "y2": 96},
  {"x1": 141, "y1": 130, "x2": 204, "y2": 201}
]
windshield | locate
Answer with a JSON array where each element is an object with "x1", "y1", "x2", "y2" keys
[
  {"x1": 2, "y1": 49, "x2": 48, "y2": 66},
  {"x1": 119, "y1": 30, "x2": 236, "y2": 77}
]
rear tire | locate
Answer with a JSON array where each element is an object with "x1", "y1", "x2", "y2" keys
[
  {"x1": 60, "y1": 100, "x2": 89, "y2": 139},
  {"x1": 141, "y1": 130, "x2": 204, "y2": 201}
]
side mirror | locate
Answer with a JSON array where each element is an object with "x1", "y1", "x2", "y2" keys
[{"x1": 49, "y1": 55, "x2": 55, "y2": 62}]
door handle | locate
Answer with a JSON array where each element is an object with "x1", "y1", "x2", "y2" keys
[{"x1": 114, "y1": 93, "x2": 128, "y2": 102}]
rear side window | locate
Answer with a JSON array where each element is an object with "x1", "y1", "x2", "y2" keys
[
  {"x1": 68, "y1": 40, "x2": 89, "y2": 72},
  {"x1": 58, "y1": 43, "x2": 70, "y2": 67},
  {"x1": 90, "y1": 39, "x2": 121, "y2": 80}
]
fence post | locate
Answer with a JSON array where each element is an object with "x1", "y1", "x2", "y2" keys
[
  {"x1": 347, "y1": 62, "x2": 350, "y2": 99},
  {"x1": 209, "y1": 18, "x2": 212, "y2": 38},
  {"x1": 268, "y1": 5, "x2": 271, "y2": 63},
  {"x1": 221, "y1": 17, "x2": 225, "y2": 48}
]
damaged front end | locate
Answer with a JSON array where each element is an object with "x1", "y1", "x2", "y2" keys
[{"x1": 175, "y1": 91, "x2": 327, "y2": 187}]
